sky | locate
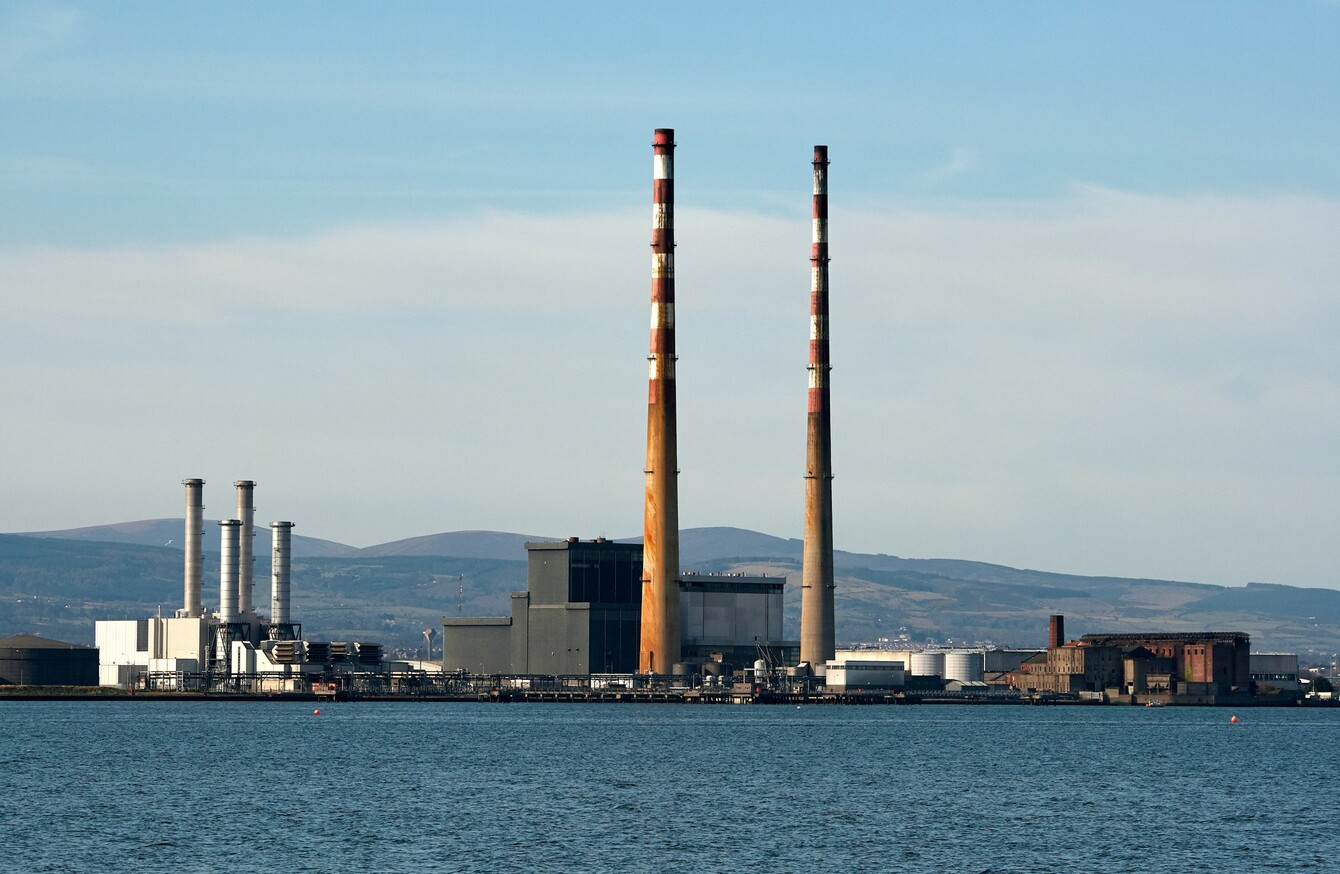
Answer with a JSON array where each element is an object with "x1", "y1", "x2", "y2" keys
[{"x1": 2, "y1": 2, "x2": 1338, "y2": 589}]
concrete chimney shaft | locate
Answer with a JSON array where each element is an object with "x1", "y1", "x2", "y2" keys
[
  {"x1": 181, "y1": 478, "x2": 204, "y2": 618},
  {"x1": 234, "y1": 481, "x2": 255, "y2": 615},
  {"x1": 219, "y1": 519, "x2": 241, "y2": 624},
  {"x1": 638, "y1": 128, "x2": 682, "y2": 674},
  {"x1": 800, "y1": 146, "x2": 836, "y2": 670},
  {"x1": 271, "y1": 521, "x2": 294, "y2": 625}
]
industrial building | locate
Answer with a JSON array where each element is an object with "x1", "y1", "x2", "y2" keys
[
  {"x1": 825, "y1": 660, "x2": 904, "y2": 692},
  {"x1": 442, "y1": 538, "x2": 640, "y2": 675},
  {"x1": 1003, "y1": 616, "x2": 1255, "y2": 702},
  {"x1": 1249, "y1": 652, "x2": 1301, "y2": 693},
  {"x1": 830, "y1": 647, "x2": 992, "y2": 686},
  {"x1": 95, "y1": 478, "x2": 385, "y2": 690},
  {"x1": 83, "y1": 132, "x2": 837, "y2": 693},
  {"x1": 680, "y1": 572, "x2": 790, "y2": 666},
  {"x1": 441, "y1": 539, "x2": 795, "y2": 675},
  {"x1": 0, "y1": 633, "x2": 98, "y2": 686}
]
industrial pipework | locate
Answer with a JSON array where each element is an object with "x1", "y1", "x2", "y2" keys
[
  {"x1": 800, "y1": 145, "x2": 836, "y2": 670},
  {"x1": 234, "y1": 480, "x2": 255, "y2": 616},
  {"x1": 639, "y1": 127, "x2": 682, "y2": 674},
  {"x1": 270, "y1": 521, "x2": 294, "y2": 630},
  {"x1": 219, "y1": 519, "x2": 241, "y2": 624},
  {"x1": 180, "y1": 478, "x2": 204, "y2": 618}
]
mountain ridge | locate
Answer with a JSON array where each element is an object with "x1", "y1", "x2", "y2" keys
[{"x1": 6, "y1": 522, "x2": 1337, "y2": 658}]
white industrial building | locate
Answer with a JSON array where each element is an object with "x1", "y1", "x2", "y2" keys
[
  {"x1": 96, "y1": 479, "x2": 382, "y2": 691},
  {"x1": 832, "y1": 647, "x2": 988, "y2": 683},
  {"x1": 824, "y1": 659, "x2": 905, "y2": 691}
]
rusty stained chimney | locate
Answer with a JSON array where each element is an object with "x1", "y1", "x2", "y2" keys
[
  {"x1": 638, "y1": 128, "x2": 681, "y2": 674},
  {"x1": 800, "y1": 145, "x2": 836, "y2": 672},
  {"x1": 1049, "y1": 614, "x2": 1065, "y2": 649}
]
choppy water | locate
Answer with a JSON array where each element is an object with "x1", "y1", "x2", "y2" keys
[{"x1": 2, "y1": 701, "x2": 1337, "y2": 872}]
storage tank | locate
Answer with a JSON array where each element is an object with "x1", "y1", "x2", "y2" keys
[
  {"x1": 0, "y1": 633, "x2": 98, "y2": 686},
  {"x1": 944, "y1": 650, "x2": 984, "y2": 683},
  {"x1": 909, "y1": 651, "x2": 945, "y2": 678}
]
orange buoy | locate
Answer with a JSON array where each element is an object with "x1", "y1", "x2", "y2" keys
[
  {"x1": 1230, "y1": 715, "x2": 1238, "y2": 723},
  {"x1": 313, "y1": 709, "x2": 321, "y2": 716}
]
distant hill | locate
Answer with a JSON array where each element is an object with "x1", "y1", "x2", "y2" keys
[
  {"x1": 359, "y1": 530, "x2": 555, "y2": 560},
  {"x1": 6, "y1": 523, "x2": 1340, "y2": 661},
  {"x1": 21, "y1": 519, "x2": 358, "y2": 557}
]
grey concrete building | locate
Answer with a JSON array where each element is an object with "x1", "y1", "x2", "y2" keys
[
  {"x1": 442, "y1": 538, "x2": 641, "y2": 675},
  {"x1": 441, "y1": 539, "x2": 795, "y2": 675}
]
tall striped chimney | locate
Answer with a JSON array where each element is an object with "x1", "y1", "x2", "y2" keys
[
  {"x1": 639, "y1": 128, "x2": 682, "y2": 674},
  {"x1": 234, "y1": 480, "x2": 255, "y2": 616},
  {"x1": 181, "y1": 478, "x2": 204, "y2": 618},
  {"x1": 800, "y1": 145, "x2": 836, "y2": 671}
]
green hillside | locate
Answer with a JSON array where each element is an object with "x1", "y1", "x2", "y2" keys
[{"x1": 4, "y1": 527, "x2": 1338, "y2": 662}]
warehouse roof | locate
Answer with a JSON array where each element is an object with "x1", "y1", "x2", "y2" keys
[{"x1": 0, "y1": 633, "x2": 94, "y2": 650}]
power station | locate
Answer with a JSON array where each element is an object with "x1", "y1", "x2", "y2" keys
[
  {"x1": 96, "y1": 479, "x2": 384, "y2": 691},
  {"x1": 90, "y1": 130, "x2": 844, "y2": 692},
  {"x1": 440, "y1": 130, "x2": 833, "y2": 682},
  {"x1": 33, "y1": 130, "x2": 1293, "y2": 705}
]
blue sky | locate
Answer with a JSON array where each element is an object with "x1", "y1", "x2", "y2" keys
[{"x1": 2, "y1": 2, "x2": 1338, "y2": 590}]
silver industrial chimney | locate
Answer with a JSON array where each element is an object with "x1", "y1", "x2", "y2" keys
[
  {"x1": 234, "y1": 480, "x2": 255, "y2": 616},
  {"x1": 270, "y1": 521, "x2": 294, "y2": 627},
  {"x1": 219, "y1": 519, "x2": 241, "y2": 624},
  {"x1": 180, "y1": 478, "x2": 204, "y2": 618}
]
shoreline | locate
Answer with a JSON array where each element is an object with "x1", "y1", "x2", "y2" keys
[{"x1": 1, "y1": 686, "x2": 1332, "y2": 707}]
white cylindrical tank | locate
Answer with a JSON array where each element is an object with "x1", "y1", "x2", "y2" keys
[
  {"x1": 753, "y1": 659, "x2": 768, "y2": 681},
  {"x1": 270, "y1": 521, "x2": 294, "y2": 625},
  {"x1": 944, "y1": 650, "x2": 984, "y2": 683},
  {"x1": 910, "y1": 651, "x2": 945, "y2": 678},
  {"x1": 219, "y1": 520, "x2": 241, "y2": 623}
]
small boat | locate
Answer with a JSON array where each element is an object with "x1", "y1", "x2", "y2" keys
[{"x1": 1145, "y1": 700, "x2": 1166, "y2": 708}]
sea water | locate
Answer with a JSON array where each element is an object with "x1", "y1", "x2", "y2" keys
[{"x1": 1, "y1": 702, "x2": 1337, "y2": 872}]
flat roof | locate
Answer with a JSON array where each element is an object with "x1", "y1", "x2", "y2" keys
[
  {"x1": 0, "y1": 633, "x2": 93, "y2": 650},
  {"x1": 525, "y1": 539, "x2": 641, "y2": 553},
  {"x1": 679, "y1": 573, "x2": 783, "y2": 592}
]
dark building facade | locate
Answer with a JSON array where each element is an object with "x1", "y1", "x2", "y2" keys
[
  {"x1": 441, "y1": 539, "x2": 642, "y2": 675},
  {"x1": 441, "y1": 539, "x2": 795, "y2": 675},
  {"x1": 0, "y1": 633, "x2": 98, "y2": 686},
  {"x1": 524, "y1": 539, "x2": 642, "y2": 675}
]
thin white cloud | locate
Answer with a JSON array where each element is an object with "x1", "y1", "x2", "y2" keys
[
  {"x1": 1, "y1": 189, "x2": 1337, "y2": 587},
  {"x1": 917, "y1": 147, "x2": 982, "y2": 186}
]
